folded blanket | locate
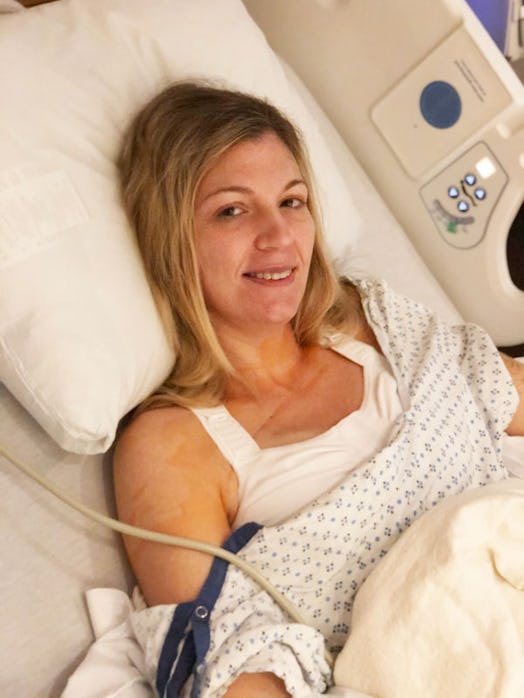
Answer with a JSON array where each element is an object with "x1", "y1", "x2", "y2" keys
[{"x1": 334, "y1": 478, "x2": 524, "y2": 698}]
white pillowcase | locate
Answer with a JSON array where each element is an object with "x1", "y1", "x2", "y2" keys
[{"x1": 0, "y1": 0, "x2": 362, "y2": 454}]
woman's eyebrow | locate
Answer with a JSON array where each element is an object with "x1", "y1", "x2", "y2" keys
[
  {"x1": 200, "y1": 185, "x2": 252, "y2": 203},
  {"x1": 199, "y1": 178, "x2": 307, "y2": 206},
  {"x1": 284, "y1": 178, "x2": 307, "y2": 190}
]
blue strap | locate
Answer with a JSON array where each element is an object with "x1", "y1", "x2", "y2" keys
[
  {"x1": 157, "y1": 602, "x2": 194, "y2": 696},
  {"x1": 156, "y1": 521, "x2": 262, "y2": 697}
]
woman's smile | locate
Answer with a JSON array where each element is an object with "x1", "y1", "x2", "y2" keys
[{"x1": 243, "y1": 267, "x2": 295, "y2": 281}]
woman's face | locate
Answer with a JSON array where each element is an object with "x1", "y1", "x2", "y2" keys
[{"x1": 193, "y1": 131, "x2": 316, "y2": 340}]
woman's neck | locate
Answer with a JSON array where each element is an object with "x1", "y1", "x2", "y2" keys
[{"x1": 216, "y1": 323, "x2": 308, "y2": 399}]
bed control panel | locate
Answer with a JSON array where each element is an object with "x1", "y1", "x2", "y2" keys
[
  {"x1": 371, "y1": 26, "x2": 512, "y2": 178},
  {"x1": 420, "y1": 142, "x2": 508, "y2": 249}
]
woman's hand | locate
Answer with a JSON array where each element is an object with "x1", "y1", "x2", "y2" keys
[
  {"x1": 500, "y1": 352, "x2": 524, "y2": 436},
  {"x1": 223, "y1": 672, "x2": 291, "y2": 697}
]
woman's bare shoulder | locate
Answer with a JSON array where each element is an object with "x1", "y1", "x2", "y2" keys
[
  {"x1": 115, "y1": 405, "x2": 205, "y2": 461},
  {"x1": 114, "y1": 405, "x2": 238, "y2": 518}
]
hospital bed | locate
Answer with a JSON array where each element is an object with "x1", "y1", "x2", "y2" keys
[{"x1": 0, "y1": 1, "x2": 523, "y2": 696}]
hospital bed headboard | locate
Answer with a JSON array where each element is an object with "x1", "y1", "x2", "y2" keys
[{"x1": 244, "y1": 0, "x2": 524, "y2": 349}]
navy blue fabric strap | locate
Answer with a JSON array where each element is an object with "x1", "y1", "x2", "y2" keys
[
  {"x1": 157, "y1": 602, "x2": 194, "y2": 696},
  {"x1": 156, "y1": 521, "x2": 262, "y2": 697}
]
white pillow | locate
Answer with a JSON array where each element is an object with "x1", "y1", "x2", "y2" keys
[{"x1": 0, "y1": 0, "x2": 362, "y2": 454}]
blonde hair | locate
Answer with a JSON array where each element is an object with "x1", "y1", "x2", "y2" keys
[{"x1": 118, "y1": 81, "x2": 359, "y2": 410}]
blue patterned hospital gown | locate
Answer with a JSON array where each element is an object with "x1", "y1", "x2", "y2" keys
[{"x1": 130, "y1": 277, "x2": 518, "y2": 697}]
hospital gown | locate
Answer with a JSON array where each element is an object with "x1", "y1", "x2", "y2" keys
[{"x1": 130, "y1": 277, "x2": 518, "y2": 697}]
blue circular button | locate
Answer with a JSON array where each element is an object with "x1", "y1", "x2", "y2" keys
[
  {"x1": 464, "y1": 173, "x2": 476, "y2": 186},
  {"x1": 474, "y1": 187, "x2": 486, "y2": 200},
  {"x1": 448, "y1": 186, "x2": 459, "y2": 198},
  {"x1": 457, "y1": 200, "x2": 469, "y2": 213},
  {"x1": 420, "y1": 81, "x2": 462, "y2": 129}
]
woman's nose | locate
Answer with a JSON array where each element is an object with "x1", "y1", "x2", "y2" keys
[{"x1": 254, "y1": 210, "x2": 292, "y2": 250}]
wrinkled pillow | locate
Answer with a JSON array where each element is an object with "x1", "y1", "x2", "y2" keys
[{"x1": 0, "y1": 0, "x2": 362, "y2": 453}]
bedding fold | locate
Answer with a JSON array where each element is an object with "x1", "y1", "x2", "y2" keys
[{"x1": 334, "y1": 478, "x2": 524, "y2": 698}]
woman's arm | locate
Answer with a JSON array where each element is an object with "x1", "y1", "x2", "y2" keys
[
  {"x1": 113, "y1": 407, "x2": 291, "y2": 696},
  {"x1": 113, "y1": 407, "x2": 237, "y2": 604},
  {"x1": 500, "y1": 352, "x2": 524, "y2": 436}
]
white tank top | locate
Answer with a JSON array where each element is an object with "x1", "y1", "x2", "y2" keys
[{"x1": 191, "y1": 336, "x2": 402, "y2": 528}]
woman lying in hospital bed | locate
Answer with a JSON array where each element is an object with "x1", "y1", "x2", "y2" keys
[
  {"x1": 92, "y1": 81, "x2": 524, "y2": 697},
  {"x1": 2, "y1": 1, "x2": 524, "y2": 696}
]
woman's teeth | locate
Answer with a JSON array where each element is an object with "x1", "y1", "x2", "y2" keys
[{"x1": 247, "y1": 269, "x2": 293, "y2": 280}]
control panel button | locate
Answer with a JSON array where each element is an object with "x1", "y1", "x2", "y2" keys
[
  {"x1": 420, "y1": 142, "x2": 508, "y2": 250},
  {"x1": 419, "y1": 80, "x2": 462, "y2": 129},
  {"x1": 474, "y1": 187, "x2": 486, "y2": 200}
]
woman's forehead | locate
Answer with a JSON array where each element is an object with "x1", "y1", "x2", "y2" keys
[{"x1": 197, "y1": 133, "x2": 302, "y2": 195}]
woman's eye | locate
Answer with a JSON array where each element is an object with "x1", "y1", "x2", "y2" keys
[
  {"x1": 281, "y1": 197, "x2": 304, "y2": 209},
  {"x1": 218, "y1": 205, "x2": 242, "y2": 218}
]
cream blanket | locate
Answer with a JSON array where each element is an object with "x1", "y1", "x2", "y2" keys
[{"x1": 334, "y1": 478, "x2": 524, "y2": 697}]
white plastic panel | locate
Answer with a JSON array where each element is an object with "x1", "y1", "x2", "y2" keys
[{"x1": 372, "y1": 26, "x2": 512, "y2": 177}]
